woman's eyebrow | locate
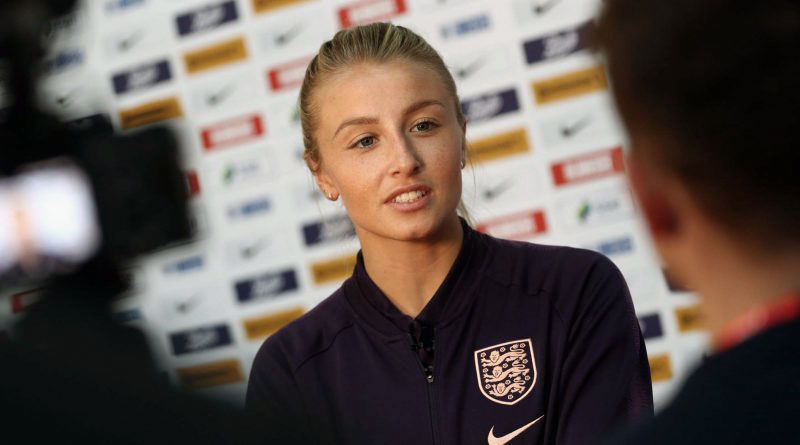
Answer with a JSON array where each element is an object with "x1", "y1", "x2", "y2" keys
[
  {"x1": 402, "y1": 99, "x2": 445, "y2": 116},
  {"x1": 332, "y1": 100, "x2": 446, "y2": 139},
  {"x1": 333, "y1": 117, "x2": 378, "y2": 139}
]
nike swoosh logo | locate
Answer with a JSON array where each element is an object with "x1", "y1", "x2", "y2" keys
[
  {"x1": 455, "y1": 56, "x2": 487, "y2": 80},
  {"x1": 55, "y1": 88, "x2": 79, "y2": 107},
  {"x1": 560, "y1": 115, "x2": 592, "y2": 138},
  {"x1": 482, "y1": 178, "x2": 514, "y2": 201},
  {"x1": 206, "y1": 84, "x2": 234, "y2": 106},
  {"x1": 240, "y1": 238, "x2": 267, "y2": 259},
  {"x1": 174, "y1": 294, "x2": 201, "y2": 314},
  {"x1": 487, "y1": 414, "x2": 544, "y2": 445},
  {"x1": 532, "y1": 0, "x2": 561, "y2": 15},
  {"x1": 117, "y1": 30, "x2": 143, "y2": 52},
  {"x1": 274, "y1": 23, "x2": 303, "y2": 46}
]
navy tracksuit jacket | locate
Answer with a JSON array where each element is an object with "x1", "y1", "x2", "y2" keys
[{"x1": 247, "y1": 223, "x2": 653, "y2": 444}]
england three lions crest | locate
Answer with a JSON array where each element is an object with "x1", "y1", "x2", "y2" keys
[{"x1": 475, "y1": 339, "x2": 536, "y2": 405}]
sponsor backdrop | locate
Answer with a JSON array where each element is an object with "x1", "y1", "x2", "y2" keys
[{"x1": 0, "y1": 0, "x2": 707, "y2": 410}]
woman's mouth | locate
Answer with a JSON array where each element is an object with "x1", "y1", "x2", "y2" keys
[{"x1": 393, "y1": 190, "x2": 427, "y2": 203}]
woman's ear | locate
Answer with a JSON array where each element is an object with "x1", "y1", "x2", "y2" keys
[{"x1": 313, "y1": 169, "x2": 339, "y2": 201}]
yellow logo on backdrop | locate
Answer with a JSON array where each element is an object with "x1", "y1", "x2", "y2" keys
[
  {"x1": 243, "y1": 307, "x2": 305, "y2": 340},
  {"x1": 252, "y1": 0, "x2": 308, "y2": 14},
  {"x1": 674, "y1": 304, "x2": 704, "y2": 333},
  {"x1": 176, "y1": 359, "x2": 244, "y2": 390},
  {"x1": 648, "y1": 354, "x2": 674, "y2": 383},
  {"x1": 118, "y1": 96, "x2": 183, "y2": 130},
  {"x1": 310, "y1": 253, "x2": 358, "y2": 285},
  {"x1": 467, "y1": 128, "x2": 530, "y2": 165},
  {"x1": 531, "y1": 65, "x2": 608, "y2": 105},
  {"x1": 183, "y1": 37, "x2": 248, "y2": 75}
]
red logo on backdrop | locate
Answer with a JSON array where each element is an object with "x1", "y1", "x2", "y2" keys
[
  {"x1": 338, "y1": 0, "x2": 407, "y2": 28},
  {"x1": 201, "y1": 114, "x2": 264, "y2": 151},
  {"x1": 185, "y1": 170, "x2": 201, "y2": 197},
  {"x1": 477, "y1": 210, "x2": 548, "y2": 241},
  {"x1": 267, "y1": 56, "x2": 312, "y2": 92},
  {"x1": 11, "y1": 288, "x2": 44, "y2": 314},
  {"x1": 550, "y1": 146, "x2": 624, "y2": 187}
]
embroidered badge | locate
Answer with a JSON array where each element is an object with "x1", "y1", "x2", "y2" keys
[{"x1": 474, "y1": 339, "x2": 536, "y2": 405}]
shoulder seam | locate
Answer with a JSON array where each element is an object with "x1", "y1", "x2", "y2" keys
[
  {"x1": 482, "y1": 274, "x2": 568, "y2": 329},
  {"x1": 292, "y1": 321, "x2": 355, "y2": 374}
]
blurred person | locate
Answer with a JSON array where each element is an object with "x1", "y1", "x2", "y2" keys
[
  {"x1": 594, "y1": 0, "x2": 800, "y2": 443},
  {"x1": 246, "y1": 22, "x2": 653, "y2": 445}
]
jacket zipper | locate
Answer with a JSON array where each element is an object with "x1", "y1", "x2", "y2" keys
[{"x1": 412, "y1": 339, "x2": 440, "y2": 444}]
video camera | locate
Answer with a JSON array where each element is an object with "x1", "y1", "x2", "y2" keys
[{"x1": 0, "y1": 0, "x2": 192, "y2": 285}]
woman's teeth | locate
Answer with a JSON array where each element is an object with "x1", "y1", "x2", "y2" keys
[{"x1": 393, "y1": 190, "x2": 426, "y2": 203}]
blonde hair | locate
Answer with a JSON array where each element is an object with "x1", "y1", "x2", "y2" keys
[{"x1": 299, "y1": 22, "x2": 472, "y2": 223}]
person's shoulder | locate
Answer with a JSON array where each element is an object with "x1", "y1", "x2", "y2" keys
[
  {"x1": 479, "y1": 231, "x2": 620, "y2": 293},
  {"x1": 253, "y1": 282, "x2": 355, "y2": 373}
]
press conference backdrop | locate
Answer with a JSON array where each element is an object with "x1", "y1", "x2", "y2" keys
[{"x1": 0, "y1": 0, "x2": 708, "y2": 410}]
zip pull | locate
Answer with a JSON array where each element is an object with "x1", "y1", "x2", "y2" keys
[{"x1": 425, "y1": 366, "x2": 434, "y2": 384}]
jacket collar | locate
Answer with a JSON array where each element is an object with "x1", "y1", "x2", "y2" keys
[{"x1": 344, "y1": 218, "x2": 487, "y2": 339}]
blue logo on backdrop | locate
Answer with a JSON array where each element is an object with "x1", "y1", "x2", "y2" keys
[
  {"x1": 105, "y1": 0, "x2": 146, "y2": 13},
  {"x1": 227, "y1": 197, "x2": 271, "y2": 219},
  {"x1": 170, "y1": 323, "x2": 233, "y2": 355},
  {"x1": 176, "y1": 1, "x2": 239, "y2": 37},
  {"x1": 638, "y1": 313, "x2": 663, "y2": 340},
  {"x1": 461, "y1": 88, "x2": 520, "y2": 124},
  {"x1": 302, "y1": 214, "x2": 356, "y2": 247},
  {"x1": 523, "y1": 21, "x2": 594, "y2": 65},
  {"x1": 111, "y1": 59, "x2": 172, "y2": 95},
  {"x1": 235, "y1": 269, "x2": 299, "y2": 304},
  {"x1": 594, "y1": 236, "x2": 634, "y2": 257},
  {"x1": 162, "y1": 255, "x2": 204, "y2": 275},
  {"x1": 441, "y1": 14, "x2": 491, "y2": 39},
  {"x1": 42, "y1": 49, "x2": 84, "y2": 74}
]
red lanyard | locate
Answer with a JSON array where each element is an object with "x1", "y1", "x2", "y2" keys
[{"x1": 713, "y1": 293, "x2": 800, "y2": 353}]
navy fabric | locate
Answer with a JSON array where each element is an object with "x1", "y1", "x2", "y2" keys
[
  {"x1": 605, "y1": 317, "x2": 800, "y2": 445},
  {"x1": 247, "y1": 223, "x2": 653, "y2": 444}
]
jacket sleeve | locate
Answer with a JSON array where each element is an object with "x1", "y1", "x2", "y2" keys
[
  {"x1": 246, "y1": 338, "x2": 317, "y2": 445},
  {"x1": 553, "y1": 253, "x2": 654, "y2": 445}
]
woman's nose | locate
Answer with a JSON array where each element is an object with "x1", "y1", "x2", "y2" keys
[{"x1": 390, "y1": 134, "x2": 422, "y2": 177}]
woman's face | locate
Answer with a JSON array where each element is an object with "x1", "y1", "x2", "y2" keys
[{"x1": 310, "y1": 60, "x2": 465, "y2": 244}]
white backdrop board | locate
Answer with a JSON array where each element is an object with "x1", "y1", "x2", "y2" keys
[{"x1": 0, "y1": 0, "x2": 708, "y2": 411}]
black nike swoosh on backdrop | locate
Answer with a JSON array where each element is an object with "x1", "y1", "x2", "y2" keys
[
  {"x1": 175, "y1": 294, "x2": 201, "y2": 314},
  {"x1": 275, "y1": 23, "x2": 303, "y2": 46},
  {"x1": 532, "y1": 0, "x2": 561, "y2": 15},
  {"x1": 205, "y1": 85, "x2": 234, "y2": 106},
  {"x1": 455, "y1": 56, "x2": 487, "y2": 80},
  {"x1": 483, "y1": 178, "x2": 515, "y2": 201},
  {"x1": 117, "y1": 30, "x2": 143, "y2": 52},
  {"x1": 240, "y1": 239, "x2": 267, "y2": 259},
  {"x1": 560, "y1": 115, "x2": 592, "y2": 138},
  {"x1": 55, "y1": 89, "x2": 77, "y2": 107}
]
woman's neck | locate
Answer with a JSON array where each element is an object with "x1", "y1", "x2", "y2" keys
[{"x1": 359, "y1": 215, "x2": 464, "y2": 318}]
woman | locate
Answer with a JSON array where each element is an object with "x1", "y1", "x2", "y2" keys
[{"x1": 247, "y1": 22, "x2": 652, "y2": 445}]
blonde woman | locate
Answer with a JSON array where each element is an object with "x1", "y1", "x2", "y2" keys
[{"x1": 247, "y1": 22, "x2": 652, "y2": 445}]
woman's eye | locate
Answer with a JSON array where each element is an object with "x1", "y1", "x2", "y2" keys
[
  {"x1": 354, "y1": 136, "x2": 376, "y2": 148},
  {"x1": 412, "y1": 120, "x2": 437, "y2": 132}
]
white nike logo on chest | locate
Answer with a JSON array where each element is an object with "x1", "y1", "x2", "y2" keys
[{"x1": 487, "y1": 414, "x2": 544, "y2": 445}]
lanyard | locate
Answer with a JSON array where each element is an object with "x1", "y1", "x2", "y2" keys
[{"x1": 713, "y1": 293, "x2": 800, "y2": 353}]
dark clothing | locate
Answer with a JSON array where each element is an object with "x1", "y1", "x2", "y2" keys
[
  {"x1": 0, "y1": 280, "x2": 268, "y2": 445},
  {"x1": 247, "y1": 223, "x2": 653, "y2": 444},
  {"x1": 605, "y1": 316, "x2": 800, "y2": 445}
]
